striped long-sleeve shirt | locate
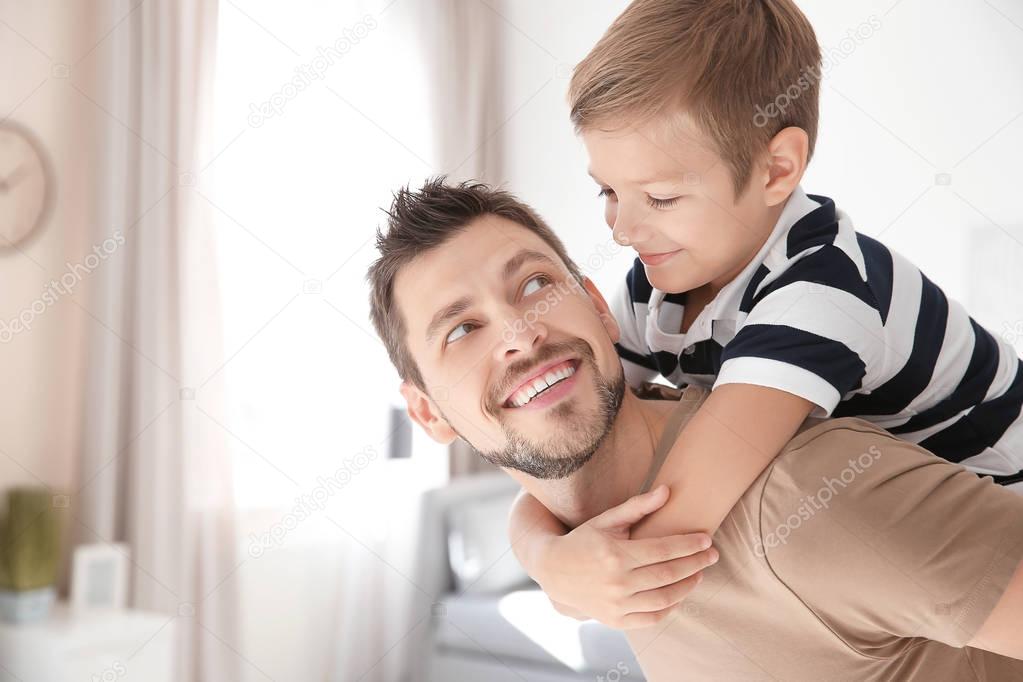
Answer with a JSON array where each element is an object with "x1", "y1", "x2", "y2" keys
[{"x1": 612, "y1": 186, "x2": 1023, "y2": 485}]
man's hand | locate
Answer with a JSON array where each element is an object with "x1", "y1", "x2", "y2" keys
[{"x1": 535, "y1": 485, "x2": 718, "y2": 629}]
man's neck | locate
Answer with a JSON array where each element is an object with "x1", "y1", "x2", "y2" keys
[{"x1": 506, "y1": 390, "x2": 681, "y2": 528}]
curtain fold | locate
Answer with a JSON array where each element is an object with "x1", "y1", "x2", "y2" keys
[
  {"x1": 328, "y1": 2, "x2": 508, "y2": 681},
  {"x1": 69, "y1": 1, "x2": 240, "y2": 680}
]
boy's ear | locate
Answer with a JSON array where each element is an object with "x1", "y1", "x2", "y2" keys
[
  {"x1": 762, "y1": 126, "x2": 809, "y2": 207},
  {"x1": 400, "y1": 381, "x2": 458, "y2": 445},
  {"x1": 581, "y1": 276, "x2": 621, "y2": 343}
]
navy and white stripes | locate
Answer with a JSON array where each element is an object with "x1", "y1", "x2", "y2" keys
[{"x1": 612, "y1": 187, "x2": 1023, "y2": 482}]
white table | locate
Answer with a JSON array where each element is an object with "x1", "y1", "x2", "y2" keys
[{"x1": 0, "y1": 604, "x2": 175, "y2": 682}]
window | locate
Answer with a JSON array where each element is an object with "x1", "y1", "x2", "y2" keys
[{"x1": 209, "y1": 0, "x2": 445, "y2": 509}]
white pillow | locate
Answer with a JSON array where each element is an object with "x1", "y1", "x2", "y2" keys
[{"x1": 447, "y1": 492, "x2": 533, "y2": 594}]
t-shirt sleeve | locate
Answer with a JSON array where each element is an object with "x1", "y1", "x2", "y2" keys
[
  {"x1": 610, "y1": 261, "x2": 661, "y2": 389},
  {"x1": 714, "y1": 246, "x2": 887, "y2": 417},
  {"x1": 759, "y1": 420, "x2": 1023, "y2": 649}
]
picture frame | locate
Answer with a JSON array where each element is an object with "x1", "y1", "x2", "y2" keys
[{"x1": 69, "y1": 543, "x2": 130, "y2": 611}]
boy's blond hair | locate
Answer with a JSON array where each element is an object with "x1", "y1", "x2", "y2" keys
[{"x1": 570, "y1": 0, "x2": 822, "y2": 197}]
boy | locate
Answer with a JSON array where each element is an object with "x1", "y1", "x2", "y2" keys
[{"x1": 509, "y1": 0, "x2": 1023, "y2": 628}]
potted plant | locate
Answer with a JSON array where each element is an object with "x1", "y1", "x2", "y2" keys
[{"x1": 0, "y1": 487, "x2": 62, "y2": 623}]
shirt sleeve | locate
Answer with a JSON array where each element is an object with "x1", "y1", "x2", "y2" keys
[
  {"x1": 760, "y1": 419, "x2": 1023, "y2": 649},
  {"x1": 715, "y1": 246, "x2": 887, "y2": 417},
  {"x1": 610, "y1": 261, "x2": 661, "y2": 389}
]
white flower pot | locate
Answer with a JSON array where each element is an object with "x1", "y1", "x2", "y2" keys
[{"x1": 0, "y1": 586, "x2": 56, "y2": 624}]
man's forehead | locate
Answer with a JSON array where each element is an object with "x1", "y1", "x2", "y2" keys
[
  {"x1": 394, "y1": 216, "x2": 562, "y2": 332},
  {"x1": 404, "y1": 215, "x2": 555, "y2": 278}
]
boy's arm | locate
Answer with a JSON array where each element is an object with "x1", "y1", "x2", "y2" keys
[
  {"x1": 631, "y1": 383, "x2": 815, "y2": 539},
  {"x1": 507, "y1": 489, "x2": 584, "y2": 620},
  {"x1": 508, "y1": 485, "x2": 718, "y2": 628}
]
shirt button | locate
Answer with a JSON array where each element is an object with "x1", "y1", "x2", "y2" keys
[{"x1": 683, "y1": 345, "x2": 696, "y2": 356}]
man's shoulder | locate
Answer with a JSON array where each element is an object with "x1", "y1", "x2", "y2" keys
[
  {"x1": 750, "y1": 415, "x2": 1021, "y2": 547},
  {"x1": 743, "y1": 416, "x2": 936, "y2": 536},
  {"x1": 764, "y1": 416, "x2": 922, "y2": 493}
]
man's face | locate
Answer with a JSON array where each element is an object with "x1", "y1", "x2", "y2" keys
[
  {"x1": 395, "y1": 216, "x2": 626, "y2": 479},
  {"x1": 582, "y1": 115, "x2": 774, "y2": 295}
]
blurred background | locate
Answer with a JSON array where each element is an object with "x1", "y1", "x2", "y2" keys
[{"x1": 0, "y1": 0, "x2": 1021, "y2": 680}]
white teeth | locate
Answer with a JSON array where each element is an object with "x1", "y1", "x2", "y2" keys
[{"x1": 508, "y1": 362, "x2": 577, "y2": 407}]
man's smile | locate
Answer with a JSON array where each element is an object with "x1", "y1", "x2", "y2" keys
[{"x1": 503, "y1": 358, "x2": 582, "y2": 409}]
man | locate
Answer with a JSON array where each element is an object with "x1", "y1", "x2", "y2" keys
[{"x1": 367, "y1": 178, "x2": 1023, "y2": 680}]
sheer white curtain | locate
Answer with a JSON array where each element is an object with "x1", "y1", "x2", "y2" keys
[
  {"x1": 206, "y1": 1, "x2": 471, "y2": 680},
  {"x1": 69, "y1": 1, "x2": 240, "y2": 680},
  {"x1": 189, "y1": 0, "x2": 511, "y2": 677},
  {"x1": 329, "y1": 3, "x2": 509, "y2": 680}
]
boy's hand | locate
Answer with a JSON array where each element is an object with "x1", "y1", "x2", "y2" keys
[{"x1": 536, "y1": 485, "x2": 718, "y2": 629}]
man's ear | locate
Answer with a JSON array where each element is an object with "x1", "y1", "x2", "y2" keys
[
  {"x1": 762, "y1": 126, "x2": 808, "y2": 207},
  {"x1": 581, "y1": 277, "x2": 621, "y2": 343},
  {"x1": 399, "y1": 381, "x2": 458, "y2": 445}
]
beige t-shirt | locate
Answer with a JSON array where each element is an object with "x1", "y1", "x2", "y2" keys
[{"x1": 629, "y1": 385, "x2": 1023, "y2": 681}]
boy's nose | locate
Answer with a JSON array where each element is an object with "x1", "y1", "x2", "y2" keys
[{"x1": 613, "y1": 205, "x2": 653, "y2": 247}]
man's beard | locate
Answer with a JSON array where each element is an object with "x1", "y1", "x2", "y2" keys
[{"x1": 461, "y1": 340, "x2": 626, "y2": 480}]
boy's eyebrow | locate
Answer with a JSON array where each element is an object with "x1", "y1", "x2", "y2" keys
[
  {"x1": 425, "y1": 249, "x2": 557, "y2": 344},
  {"x1": 587, "y1": 168, "x2": 681, "y2": 187}
]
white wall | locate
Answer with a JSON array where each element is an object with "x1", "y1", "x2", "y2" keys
[
  {"x1": 491, "y1": 0, "x2": 1023, "y2": 347},
  {"x1": 0, "y1": 3, "x2": 97, "y2": 494}
]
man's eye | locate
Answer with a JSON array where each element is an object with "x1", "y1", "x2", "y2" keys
[
  {"x1": 522, "y1": 274, "x2": 551, "y2": 297},
  {"x1": 446, "y1": 322, "x2": 477, "y2": 345}
]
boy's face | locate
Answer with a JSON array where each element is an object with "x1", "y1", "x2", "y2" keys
[
  {"x1": 582, "y1": 115, "x2": 778, "y2": 296},
  {"x1": 394, "y1": 216, "x2": 627, "y2": 479}
]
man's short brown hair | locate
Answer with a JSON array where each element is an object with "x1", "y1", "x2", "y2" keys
[
  {"x1": 569, "y1": 0, "x2": 822, "y2": 197},
  {"x1": 367, "y1": 177, "x2": 583, "y2": 390}
]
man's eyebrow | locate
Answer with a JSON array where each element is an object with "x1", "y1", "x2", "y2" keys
[
  {"x1": 502, "y1": 249, "x2": 558, "y2": 281},
  {"x1": 424, "y1": 250, "x2": 558, "y2": 345},
  {"x1": 425, "y1": 295, "x2": 473, "y2": 344}
]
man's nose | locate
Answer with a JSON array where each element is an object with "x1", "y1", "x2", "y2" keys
[{"x1": 493, "y1": 303, "x2": 548, "y2": 361}]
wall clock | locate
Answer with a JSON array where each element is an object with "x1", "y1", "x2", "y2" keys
[{"x1": 0, "y1": 121, "x2": 52, "y2": 250}]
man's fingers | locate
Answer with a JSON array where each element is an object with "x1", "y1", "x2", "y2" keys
[
  {"x1": 590, "y1": 485, "x2": 670, "y2": 530},
  {"x1": 619, "y1": 532, "x2": 713, "y2": 567},
  {"x1": 630, "y1": 548, "x2": 718, "y2": 593},
  {"x1": 633, "y1": 572, "x2": 704, "y2": 612},
  {"x1": 617, "y1": 599, "x2": 688, "y2": 630},
  {"x1": 550, "y1": 599, "x2": 589, "y2": 621}
]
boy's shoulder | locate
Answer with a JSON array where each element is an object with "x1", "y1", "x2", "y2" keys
[{"x1": 737, "y1": 191, "x2": 894, "y2": 316}]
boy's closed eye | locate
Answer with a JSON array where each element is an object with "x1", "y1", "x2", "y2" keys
[{"x1": 597, "y1": 186, "x2": 683, "y2": 210}]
